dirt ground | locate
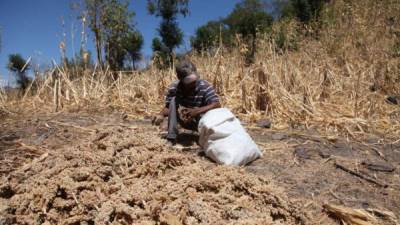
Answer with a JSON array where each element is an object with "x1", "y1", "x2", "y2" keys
[{"x1": 0, "y1": 110, "x2": 399, "y2": 225}]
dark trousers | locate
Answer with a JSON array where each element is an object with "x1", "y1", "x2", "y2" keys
[{"x1": 166, "y1": 97, "x2": 198, "y2": 141}]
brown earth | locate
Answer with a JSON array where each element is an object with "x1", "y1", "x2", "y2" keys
[{"x1": 0, "y1": 110, "x2": 399, "y2": 225}]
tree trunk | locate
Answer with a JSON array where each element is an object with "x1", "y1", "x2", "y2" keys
[
  {"x1": 131, "y1": 56, "x2": 136, "y2": 70},
  {"x1": 93, "y1": 6, "x2": 103, "y2": 69},
  {"x1": 167, "y1": 48, "x2": 174, "y2": 69},
  {"x1": 95, "y1": 30, "x2": 103, "y2": 69}
]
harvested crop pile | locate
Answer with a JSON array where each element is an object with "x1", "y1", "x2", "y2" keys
[{"x1": 0, "y1": 126, "x2": 309, "y2": 225}]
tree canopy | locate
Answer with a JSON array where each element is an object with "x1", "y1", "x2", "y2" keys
[
  {"x1": 279, "y1": 0, "x2": 326, "y2": 22},
  {"x1": 224, "y1": 0, "x2": 273, "y2": 38},
  {"x1": 147, "y1": 0, "x2": 189, "y2": 18},
  {"x1": 84, "y1": 0, "x2": 143, "y2": 71},
  {"x1": 7, "y1": 54, "x2": 31, "y2": 90},
  {"x1": 148, "y1": 0, "x2": 189, "y2": 67},
  {"x1": 123, "y1": 30, "x2": 144, "y2": 70},
  {"x1": 190, "y1": 20, "x2": 232, "y2": 53},
  {"x1": 191, "y1": 0, "x2": 328, "y2": 59},
  {"x1": 225, "y1": 0, "x2": 273, "y2": 63},
  {"x1": 191, "y1": 0, "x2": 273, "y2": 64}
]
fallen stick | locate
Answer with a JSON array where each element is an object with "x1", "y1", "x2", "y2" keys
[
  {"x1": 16, "y1": 142, "x2": 44, "y2": 153},
  {"x1": 358, "y1": 142, "x2": 386, "y2": 159},
  {"x1": 93, "y1": 132, "x2": 110, "y2": 142},
  {"x1": 335, "y1": 162, "x2": 388, "y2": 188},
  {"x1": 323, "y1": 203, "x2": 376, "y2": 225},
  {"x1": 366, "y1": 208, "x2": 398, "y2": 223},
  {"x1": 72, "y1": 192, "x2": 83, "y2": 210},
  {"x1": 20, "y1": 152, "x2": 49, "y2": 172}
]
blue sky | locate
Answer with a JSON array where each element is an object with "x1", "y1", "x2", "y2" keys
[{"x1": 0, "y1": 0, "x2": 243, "y2": 85}]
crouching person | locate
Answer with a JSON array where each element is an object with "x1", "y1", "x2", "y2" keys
[{"x1": 153, "y1": 59, "x2": 221, "y2": 143}]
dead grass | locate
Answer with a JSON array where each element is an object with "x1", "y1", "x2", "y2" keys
[
  {"x1": 1, "y1": 0, "x2": 399, "y2": 140},
  {"x1": 0, "y1": 125, "x2": 309, "y2": 224},
  {"x1": 323, "y1": 204, "x2": 376, "y2": 225}
]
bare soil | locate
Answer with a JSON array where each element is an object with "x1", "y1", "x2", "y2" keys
[
  {"x1": 0, "y1": 110, "x2": 399, "y2": 225},
  {"x1": 247, "y1": 129, "x2": 400, "y2": 224}
]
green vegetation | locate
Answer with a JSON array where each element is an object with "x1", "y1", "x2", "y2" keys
[
  {"x1": 84, "y1": 0, "x2": 106, "y2": 67},
  {"x1": 279, "y1": 0, "x2": 326, "y2": 22},
  {"x1": 191, "y1": 0, "x2": 273, "y2": 64},
  {"x1": 190, "y1": 20, "x2": 231, "y2": 53},
  {"x1": 224, "y1": 0, "x2": 273, "y2": 63},
  {"x1": 7, "y1": 54, "x2": 31, "y2": 90},
  {"x1": 77, "y1": 0, "x2": 329, "y2": 69},
  {"x1": 84, "y1": 0, "x2": 143, "y2": 71},
  {"x1": 148, "y1": 0, "x2": 189, "y2": 67},
  {"x1": 123, "y1": 30, "x2": 144, "y2": 70},
  {"x1": 190, "y1": 0, "x2": 328, "y2": 61}
]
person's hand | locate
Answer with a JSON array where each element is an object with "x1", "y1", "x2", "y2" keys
[
  {"x1": 181, "y1": 108, "x2": 200, "y2": 120},
  {"x1": 152, "y1": 114, "x2": 164, "y2": 126}
]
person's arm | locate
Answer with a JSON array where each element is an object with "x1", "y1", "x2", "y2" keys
[
  {"x1": 153, "y1": 83, "x2": 176, "y2": 125},
  {"x1": 160, "y1": 107, "x2": 169, "y2": 117},
  {"x1": 182, "y1": 101, "x2": 220, "y2": 119},
  {"x1": 184, "y1": 80, "x2": 221, "y2": 118},
  {"x1": 162, "y1": 82, "x2": 178, "y2": 116},
  {"x1": 201, "y1": 101, "x2": 221, "y2": 113}
]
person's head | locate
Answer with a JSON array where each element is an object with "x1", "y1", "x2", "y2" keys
[
  {"x1": 176, "y1": 59, "x2": 198, "y2": 93},
  {"x1": 176, "y1": 59, "x2": 197, "y2": 80}
]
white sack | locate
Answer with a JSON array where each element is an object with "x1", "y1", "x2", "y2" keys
[{"x1": 198, "y1": 108, "x2": 262, "y2": 166}]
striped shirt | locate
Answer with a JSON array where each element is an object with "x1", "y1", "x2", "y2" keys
[{"x1": 165, "y1": 79, "x2": 219, "y2": 108}]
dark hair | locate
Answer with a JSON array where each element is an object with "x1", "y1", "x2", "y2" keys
[{"x1": 176, "y1": 59, "x2": 197, "y2": 80}]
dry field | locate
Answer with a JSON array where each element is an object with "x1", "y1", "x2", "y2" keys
[
  {"x1": 1, "y1": 0, "x2": 399, "y2": 224},
  {"x1": 0, "y1": 108, "x2": 399, "y2": 225}
]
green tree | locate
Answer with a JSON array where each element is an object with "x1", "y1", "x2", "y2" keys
[
  {"x1": 84, "y1": 0, "x2": 143, "y2": 71},
  {"x1": 190, "y1": 20, "x2": 232, "y2": 53},
  {"x1": 123, "y1": 30, "x2": 144, "y2": 70},
  {"x1": 7, "y1": 54, "x2": 31, "y2": 90},
  {"x1": 101, "y1": 0, "x2": 134, "y2": 71},
  {"x1": 84, "y1": 0, "x2": 106, "y2": 68},
  {"x1": 148, "y1": 0, "x2": 189, "y2": 67},
  {"x1": 151, "y1": 37, "x2": 169, "y2": 68},
  {"x1": 279, "y1": 0, "x2": 326, "y2": 22},
  {"x1": 224, "y1": 0, "x2": 273, "y2": 64}
]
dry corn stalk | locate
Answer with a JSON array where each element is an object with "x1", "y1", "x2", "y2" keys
[
  {"x1": 213, "y1": 56, "x2": 223, "y2": 95},
  {"x1": 323, "y1": 203, "x2": 377, "y2": 225},
  {"x1": 2, "y1": 0, "x2": 400, "y2": 139},
  {"x1": 255, "y1": 66, "x2": 269, "y2": 112}
]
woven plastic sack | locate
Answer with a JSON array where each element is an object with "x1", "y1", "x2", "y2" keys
[{"x1": 198, "y1": 108, "x2": 262, "y2": 166}]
